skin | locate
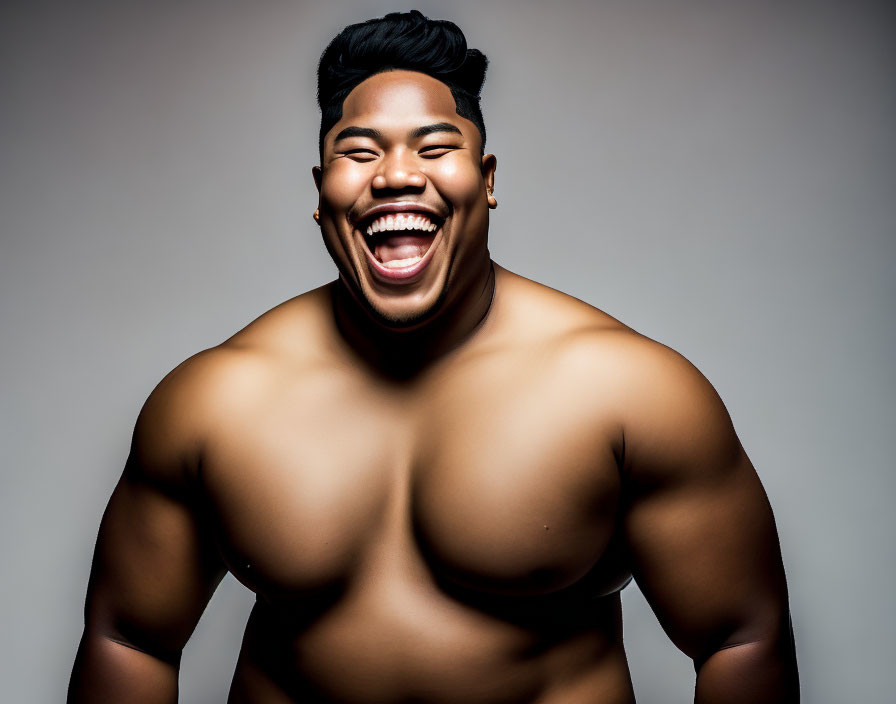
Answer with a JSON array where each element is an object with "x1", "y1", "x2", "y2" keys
[{"x1": 69, "y1": 70, "x2": 799, "y2": 703}]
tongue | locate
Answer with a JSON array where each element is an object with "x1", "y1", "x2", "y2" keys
[{"x1": 374, "y1": 234, "x2": 434, "y2": 265}]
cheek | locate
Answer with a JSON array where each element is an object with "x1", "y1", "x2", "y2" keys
[
  {"x1": 431, "y1": 160, "x2": 482, "y2": 207},
  {"x1": 322, "y1": 165, "x2": 370, "y2": 207}
]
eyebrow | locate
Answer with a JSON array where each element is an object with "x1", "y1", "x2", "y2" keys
[
  {"x1": 410, "y1": 122, "x2": 463, "y2": 138},
  {"x1": 333, "y1": 126, "x2": 384, "y2": 142},
  {"x1": 332, "y1": 122, "x2": 463, "y2": 144}
]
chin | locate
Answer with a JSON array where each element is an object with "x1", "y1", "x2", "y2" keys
[{"x1": 361, "y1": 285, "x2": 449, "y2": 332}]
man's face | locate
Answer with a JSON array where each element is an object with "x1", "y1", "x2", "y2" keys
[{"x1": 315, "y1": 70, "x2": 496, "y2": 329}]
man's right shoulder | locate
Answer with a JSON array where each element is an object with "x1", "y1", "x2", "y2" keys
[
  {"x1": 130, "y1": 285, "x2": 336, "y2": 482},
  {"x1": 126, "y1": 346, "x2": 266, "y2": 485}
]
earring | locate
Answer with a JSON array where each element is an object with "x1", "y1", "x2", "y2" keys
[{"x1": 313, "y1": 209, "x2": 320, "y2": 222}]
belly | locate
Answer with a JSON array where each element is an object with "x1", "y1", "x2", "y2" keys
[{"x1": 228, "y1": 584, "x2": 634, "y2": 704}]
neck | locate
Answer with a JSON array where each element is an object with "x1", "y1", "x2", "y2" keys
[{"x1": 332, "y1": 258, "x2": 496, "y2": 379}]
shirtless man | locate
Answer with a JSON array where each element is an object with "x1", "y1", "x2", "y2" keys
[{"x1": 69, "y1": 10, "x2": 799, "y2": 703}]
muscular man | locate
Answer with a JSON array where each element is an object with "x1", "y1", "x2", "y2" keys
[{"x1": 69, "y1": 11, "x2": 798, "y2": 703}]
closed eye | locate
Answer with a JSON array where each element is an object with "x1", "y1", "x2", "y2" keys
[
  {"x1": 342, "y1": 149, "x2": 378, "y2": 162},
  {"x1": 419, "y1": 145, "x2": 459, "y2": 158}
]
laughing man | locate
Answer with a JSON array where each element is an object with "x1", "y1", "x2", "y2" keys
[{"x1": 70, "y1": 10, "x2": 799, "y2": 703}]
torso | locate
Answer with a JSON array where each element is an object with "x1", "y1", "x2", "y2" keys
[{"x1": 194, "y1": 267, "x2": 641, "y2": 703}]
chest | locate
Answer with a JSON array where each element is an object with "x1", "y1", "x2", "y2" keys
[{"x1": 200, "y1": 363, "x2": 626, "y2": 598}]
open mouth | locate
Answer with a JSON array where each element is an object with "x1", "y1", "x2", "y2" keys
[{"x1": 357, "y1": 211, "x2": 444, "y2": 279}]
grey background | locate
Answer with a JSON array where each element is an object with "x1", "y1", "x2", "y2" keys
[{"x1": 1, "y1": 0, "x2": 893, "y2": 701}]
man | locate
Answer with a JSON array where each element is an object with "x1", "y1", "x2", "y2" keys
[{"x1": 69, "y1": 10, "x2": 798, "y2": 703}]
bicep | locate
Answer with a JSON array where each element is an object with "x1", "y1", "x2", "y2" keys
[
  {"x1": 625, "y1": 450, "x2": 789, "y2": 660},
  {"x1": 620, "y1": 349, "x2": 790, "y2": 662},
  {"x1": 84, "y1": 456, "x2": 225, "y2": 660}
]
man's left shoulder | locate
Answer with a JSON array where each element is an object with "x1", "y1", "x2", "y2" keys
[
  {"x1": 508, "y1": 271, "x2": 734, "y2": 438},
  {"x1": 498, "y1": 266, "x2": 724, "y2": 392},
  {"x1": 499, "y1": 269, "x2": 680, "y2": 377},
  {"x1": 575, "y1": 325, "x2": 742, "y2": 478},
  {"x1": 495, "y1": 266, "x2": 630, "y2": 348},
  {"x1": 550, "y1": 318, "x2": 741, "y2": 481}
]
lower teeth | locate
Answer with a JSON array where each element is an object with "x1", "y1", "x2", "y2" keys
[{"x1": 381, "y1": 255, "x2": 423, "y2": 269}]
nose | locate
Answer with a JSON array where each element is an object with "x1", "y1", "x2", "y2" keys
[{"x1": 371, "y1": 148, "x2": 426, "y2": 192}]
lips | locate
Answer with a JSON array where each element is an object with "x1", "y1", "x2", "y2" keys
[{"x1": 352, "y1": 203, "x2": 446, "y2": 283}]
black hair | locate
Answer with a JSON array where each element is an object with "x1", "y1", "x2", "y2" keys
[{"x1": 317, "y1": 10, "x2": 488, "y2": 158}]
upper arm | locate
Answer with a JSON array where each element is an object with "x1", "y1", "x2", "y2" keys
[
  {"x1": 619, "y1": 345, "x2": 791, "y2": 663},
  {"x1": 83, "y1": 359, "x2": 226, "y2": 661}
]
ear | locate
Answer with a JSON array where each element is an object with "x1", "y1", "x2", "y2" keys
[
  {"x1": 481, "y1": 154, "x2": 497, "y2": 209},
  {"x1": 311, "y1": 166, "x2": 323, "y2": 223}
]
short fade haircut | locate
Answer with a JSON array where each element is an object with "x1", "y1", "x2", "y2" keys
[{"x1": 317, "y1": 10, "x2": 488, "y2": 158}]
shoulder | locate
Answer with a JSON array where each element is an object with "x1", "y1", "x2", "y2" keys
[
  {"x1": 129, "y1": 285, "x2": 336, "y2": 486},
  {"x1": 495, "y1": 266, "x2": 739, "y2": 473},
  {"x1": 607, "y1": 335, "x2": 739, "y2": 470},
  {"x1": 492, "y1": 264, "x2": 663, "y2": 372},
  {"x1": 490, "y1": 266, "x2": 630, "y2": 361},
  {"x1": 127, "y1": 344, "x2": 269, "y2": 491},
  {"x1": 562, "y1": 323, "x2": 740, "y2": 480},
  {"x1": 576, "y1": 324, "x2": 742, "y2": 484}
]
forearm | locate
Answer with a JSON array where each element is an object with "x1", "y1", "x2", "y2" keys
[
  {"x1": 694, "y1": 636, "x2": 799, "y2": 704},
  {"x1": 68, "y1": 631, "x2": 180, "y2": 704}
]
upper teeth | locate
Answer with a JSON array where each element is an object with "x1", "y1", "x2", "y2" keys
[{"x1": 365, "y1": 213, "x2": 438, "y2": 236}]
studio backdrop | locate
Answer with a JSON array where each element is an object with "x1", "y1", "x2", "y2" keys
[{"x1": 1, "y1": 1, "x2": 893, "y2": 702}]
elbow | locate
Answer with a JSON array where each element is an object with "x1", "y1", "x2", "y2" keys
[
  {"x1": 694, "y1": 616, "x2": 799, "y2": 704},
  {"x1": 84, "y1": 614, "x2": 185, "y2": 666},
  {"x1": 69, "y1": 630, "x2": 181, "y2": 703},
  {"x1": 100, "y1": 631, "x2": 183, "y2": 667},
  {"x1": 695, "y1": 604, "x2": 796, "y2": 668}
]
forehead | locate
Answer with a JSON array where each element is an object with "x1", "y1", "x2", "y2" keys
[{"x1": 335, "y1": 70, "x2": 473, "y2": 137}]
